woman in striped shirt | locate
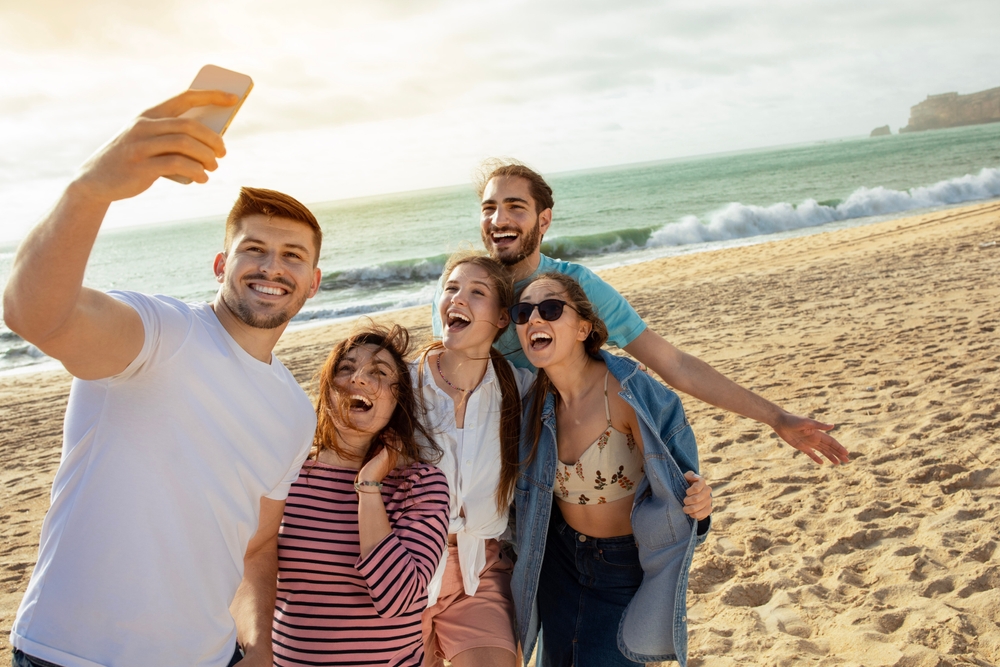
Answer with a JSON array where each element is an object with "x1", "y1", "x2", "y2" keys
[{"x1": 273, "y1": 325, "x2": 450, "y2": 667}]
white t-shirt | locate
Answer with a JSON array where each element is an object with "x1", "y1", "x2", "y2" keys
[
  {"x1": 11, "y1": 293, "x2": 315, "y2": 667},
  {"x1": 411, "y1": 354, "x2": 533, "y2": 605}
]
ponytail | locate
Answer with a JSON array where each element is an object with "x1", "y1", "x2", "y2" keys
[{"x1": 491, "y1": 348, "x2": 522, "y2": 512}]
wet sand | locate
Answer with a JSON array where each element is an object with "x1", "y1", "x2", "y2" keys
[{"x1": 2, "y1": 201, "x2": 998, "y2": 665}]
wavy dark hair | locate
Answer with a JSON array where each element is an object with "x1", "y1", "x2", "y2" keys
[
  {"x1": 312, "y1": 322, "x2": 440, "y2": 468},
  {"x1": 474, "y1": 159, "x2": 554, "y2": 215},
  {"x1": 423, "y1": 251, "x2": 522, "y2": 512},
  {"x1": 520, "y1": 272, "x2": 609, "y2": 466}
]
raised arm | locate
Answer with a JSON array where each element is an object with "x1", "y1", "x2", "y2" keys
[
  {"x1": 624, "y1": 329, "x2": 849, "y2": 465},
  {"x1": 356, "y1": 464, "x2": 450, "y2": 618},
  {"x1": 2, "y1": 89, "x2": 236, "y2": 380}
]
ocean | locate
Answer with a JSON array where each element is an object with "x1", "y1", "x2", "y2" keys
[{"x1": 2, "y1": 122, "x2": 999, "y2": 372}]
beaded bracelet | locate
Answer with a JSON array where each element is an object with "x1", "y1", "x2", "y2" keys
[{"x1": 354, "y1": 479, "x2": 383, "y2": 494}]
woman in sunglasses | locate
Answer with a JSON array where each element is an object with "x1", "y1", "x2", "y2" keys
[
  {"x1": 415, "y1": 252, "x2": 534, "y2": 667},
  {"x1": 509, "y1": 273, "x2": 713, "y2": 667}
]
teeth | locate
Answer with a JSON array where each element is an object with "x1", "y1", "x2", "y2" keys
[
  {"x1": 448, "y1": 311, "x2": 471, "y2": 323},
  {"x1": 251, "y1": 284, "x2": 286, "y2": 296},
  {"x1": 350, "y1": 394, "x2": 373, "y2": 407},
  {"x1": 530, "y1": 332, "x2": 551, "y2": 342},
  {"x1": 493, "y1": 232, "x2": 517, "y2": 239}
]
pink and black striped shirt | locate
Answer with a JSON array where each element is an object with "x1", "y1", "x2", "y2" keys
[{"x1": 273, "y1": 461, "x2": 450, "y2": 667}]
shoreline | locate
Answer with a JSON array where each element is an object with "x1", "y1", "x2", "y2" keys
[
  {"x1": 3, "y1": 195, "x2": 999, "y2": 378},
  {"x1": 1, "y1": 200, "x2": 998, "y2": 665}
]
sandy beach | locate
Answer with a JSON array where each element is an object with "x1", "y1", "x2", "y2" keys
[{"x1": 1, "y1": 201, "x2": 998, "y2": 665}]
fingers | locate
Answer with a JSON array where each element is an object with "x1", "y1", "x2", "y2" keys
[
  {"x1": 358, "y1": 445, "x2": 398, "y2": 484},
  {"x1": 800, "y1": 447, "x2": 825, "y2": 465},
  {"x1": 142, "y1": 89, "x2": 239, "y2": 120},
  {"x1": 798, "y1": 430, "x2": 849, "y2": 466},
  {"x1": 142, "y1": 132, "x2": 221, "y2": 170},
  {"x1": 683, "y1": 471, "x2": 712, "y2": 519},
  {"x1": 116, "y1": 117, "x2": 227, "y2": 186},
  {"x1": 821, "y1": 432, "x2": 850, "y2": 464},
  {"x1": 147, "y1": 155, "x2": 211, "y2": 184},
  {"x1": 685, "y1": 498, "x2": 712, "y2": 520},
  {"x1": 133, "y1": 116, "x2": 228, "y2": 158},
  {"x1": 777, "y1": 413, "x2": 849, "y2": 466}
]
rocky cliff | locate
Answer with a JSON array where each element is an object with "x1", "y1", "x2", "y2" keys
[{"x1": 900, "y1": 86, "x2": 1000, "y2": 133}]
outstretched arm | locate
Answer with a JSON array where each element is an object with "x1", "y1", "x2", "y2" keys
[
  {"x1": 624, "y1": 329, "x2": 848, "y2": 465},
  {"x1": 2, "y1": 89, "x2": 236, "y2": 380}
]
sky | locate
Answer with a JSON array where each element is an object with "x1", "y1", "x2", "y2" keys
[{"x1": 1, "y1": 0, "x2": 998, "y2": 243}]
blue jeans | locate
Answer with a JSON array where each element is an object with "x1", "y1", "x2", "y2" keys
[
  {"x1": 12, "y1": 645, "x2": 243, "y2": 667},
  {"x1": 536, "y1": 505, "x2": 644, "y2": 667},
  {"x1": 12, "y1": 650, "x2": 62, "y2": 667}
]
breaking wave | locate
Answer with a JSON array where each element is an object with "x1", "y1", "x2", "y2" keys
[
  {"x1": 647, "y1": 167, "x2": 1000, "y2": 247},
  {"x1": 319, "y1": 254, "x2": 449, "y2": 291},
  {"x1": 302, "y1": 167, "x2": 1000, "y2": 284}
]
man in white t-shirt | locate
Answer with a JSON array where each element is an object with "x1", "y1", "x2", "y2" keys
[{"x1": 3, "y1": 90, "x2": 322, "y2": 667}]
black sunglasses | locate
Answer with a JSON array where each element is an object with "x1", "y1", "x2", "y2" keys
[{"x1": 509, "y1": 299, "x2": 577, "y2": 325}]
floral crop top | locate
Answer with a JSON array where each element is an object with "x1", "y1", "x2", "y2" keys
[{"x1": 555, "y1": 372, "x2": 645, "y2": 505}]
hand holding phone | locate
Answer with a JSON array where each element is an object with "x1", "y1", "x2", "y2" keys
[{"x1": 166, "y1": 65, "x2": 253, "y2": 184}]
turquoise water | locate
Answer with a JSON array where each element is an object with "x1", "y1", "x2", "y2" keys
[{"x1": 2, "y1": 123, "x2": 999, "y2": 370}]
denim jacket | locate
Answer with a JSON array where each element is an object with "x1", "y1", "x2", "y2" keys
[{"x1": 511, "y1": 351, "x2": 709, "y2": 666}]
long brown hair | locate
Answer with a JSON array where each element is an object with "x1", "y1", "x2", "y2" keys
[
  {"x1": 424, "y1": 251, "x2": 522, "y2": 512},
  {"x1": 313, "y1": 322, "x2": 439, "y2": 468},
  {"x1": 521, "y1": 272, "x2": 609, "y2": 466}
]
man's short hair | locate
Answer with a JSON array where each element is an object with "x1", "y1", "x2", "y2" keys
[
  {"x1": 224, "y1": 187, "x2": 323, "y2": 264},
  {"x1": 475, "y1": 159, "x2": 554, "y2": 215}
]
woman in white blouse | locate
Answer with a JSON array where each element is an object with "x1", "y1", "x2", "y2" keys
[{"x1": 414, "y1": 252, "x2": 532, "y2": 667}]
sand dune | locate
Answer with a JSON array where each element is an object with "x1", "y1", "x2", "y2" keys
[{"x1": 1, "y1": 201, "x2": 998, "y2": 665}]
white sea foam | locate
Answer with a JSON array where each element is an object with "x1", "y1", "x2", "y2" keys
[{"x1": 648, "y1": 167, "x2": 1000, "y2": 247}]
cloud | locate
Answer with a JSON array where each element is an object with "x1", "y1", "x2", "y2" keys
[{"x1": 1, "y1": 0, "x2": 999, "y2": 242}]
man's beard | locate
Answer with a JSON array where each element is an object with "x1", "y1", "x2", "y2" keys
[
  {"x1": 221, "y1": 274, "x2": 306, "y2": 330},
  {"x1": 482, "y1": 217, "x2": 542, "y2": 266}
]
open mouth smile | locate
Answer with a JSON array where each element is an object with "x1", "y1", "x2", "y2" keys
[
  {"x1": 446, "y1": 309, "x2": 472, "y2": 332},
  {"x1": 529, "y1": 331, "x2": 552, "y2": 351},
  {"x1": 348, "y1": 394, "x2": 374, "y2": 412},
  {"x1": 491, "y1": 230, "x2": 518, "y2": 246}
]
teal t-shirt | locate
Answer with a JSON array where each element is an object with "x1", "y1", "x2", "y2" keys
[{"x1": 431, "y1": 254, "x2": 647, "y2": 369}]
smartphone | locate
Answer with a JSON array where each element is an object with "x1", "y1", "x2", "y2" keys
[{"x1": 165, "y1": 65, "x2": 254, "y2": 184}]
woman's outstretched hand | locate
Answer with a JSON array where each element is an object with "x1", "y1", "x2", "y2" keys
[
  {"x1": 772, "y1": 412, "x2": 849, "y2": 465},
  {"x1": 683, "y1": 471, "x2": 712, "y2": 520}
]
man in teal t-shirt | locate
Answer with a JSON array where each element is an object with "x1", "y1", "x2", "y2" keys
[{"x1": 431, "y1": 161, "x2": 849, "y2": 466}]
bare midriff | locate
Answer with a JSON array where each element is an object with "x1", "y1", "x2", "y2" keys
[{"x1": 556, "y1": 494, "x2": 635, "y2": 538}]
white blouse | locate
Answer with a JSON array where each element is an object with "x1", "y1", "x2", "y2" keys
[{"x1": 411, "y1": 354, "x2": 533, "y2": 605}]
